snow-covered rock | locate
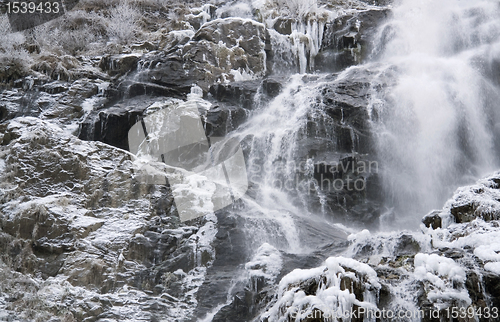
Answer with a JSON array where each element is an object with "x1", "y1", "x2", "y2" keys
[{"x1": 0, "y1": 117, "x2": 217, "y2": 321}]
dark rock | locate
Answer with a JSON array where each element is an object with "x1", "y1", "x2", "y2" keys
[
  {"x1": 422, "y1": 210, "x2": 443, "y2": 229},
  {"x1": 209, "y1": 80, "x2": 261, "y2": 109},
  {"x1": 466, "y1": 271, "x2": 485, "y2": 304},
  {"x1": 321, "y1": 73, "x2": 375, "y2": 154},
  {"x1": 204, "y1": 104, "x2": 248, "y2": 137},
  {"x1": 33, "y1": 235, "x2": 76, "y2": 254},
  {"x1": 262, "y1": 77, "x2": 283, "y2": 97},
  {"x1": 452, "y1": 201, "x2": 500, "y2": 223},
  {"x1": 441, "y1": 248, "x2": 464, "y2": 260},
  {"x1": 78, "y1": 96, "x2": 156, "y2": 150},
  {"x1": 117, "y1": 80, "x2": 187, "y2": 99},
  {"x1": 41, "y1": 81, "x2": 69, "y2": 94},
  {"x1": 129, "y1": 53, "x2": 197, "y2": 95},
  {"x1": 303, "y1": 70, "x2": 381, "y2": 226},
  {"x1": 212, "y1": 294, "x2": 252, "y2": 322},
  {"x1": 99, "y1": 54, "x2": 141, "y2": 77},
  {"x1": 67, "y1": 78, "x2": 99, "y2": 98},
  {"x1": 317, "y1": 9, "x2": 391, "y2": 72},
  {"x1": 126, "y1": 229, "x2": 190, "y2": 269},
  {"x1": 137, "y1": 18, "x2": 268, "y2": 93},
  {"x1": 483, "y1": 273, "x2": 500, "y2": 308},
  {"x1": 450, "y1": 202, "x2": 477, "y2": 223},
  {"x1": 37, "y1": 253, "x2": 67, "y2": 279},
  {"x1": 273, "y1": 18, "x2": 295, "y2": 35},
  {"x1": 193, "y1": 210, "x2": 251, "y2": 320},
  {"x1": 394, "y1": 234, "x2": 420, "y2": 256},
  {"x1": 489, "y1": 177, "x2": 500, "y2": 189},
  {"x1": 378, "y1": 282, "x2": 392, "y2": 310}
]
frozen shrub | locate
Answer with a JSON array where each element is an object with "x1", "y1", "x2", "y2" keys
[
  {"x1": 33, "y1": 10, "x2": 108, "y2": 56},
  {"x1": 107, "y1": 0, "x2": 141, "y2": 44},
  {"x1": 0, "y1": 15, "x2": 32, "y2": 84}
]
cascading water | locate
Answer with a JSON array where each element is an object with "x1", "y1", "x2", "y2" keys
[
  {"x1": 232, "y1": 74, "x2": 348, "y2": 252},
  {"x1": 368, "y1": 0, "x2": 500, "y2": 228},
  {"x1": 200, "y1": 0, "x2": 500, "y2": 317}
]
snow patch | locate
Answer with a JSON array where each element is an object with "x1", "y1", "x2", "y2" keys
[
  {"x1": 245, "y1": 243, "x2": 282, "y2": 281},
  {"x1": 263, "y1": 256, "x2": 381, "y2": 322},
  {"x1": 414, "y1": 253, "x2": 466, "y2": 283}
]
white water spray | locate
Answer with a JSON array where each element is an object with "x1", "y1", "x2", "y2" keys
[{"x1": 370, "y1": 0, "x2": 500, "y2": 228}]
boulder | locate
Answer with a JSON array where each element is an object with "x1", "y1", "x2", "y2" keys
[
  {"x1": 136, "y1": 18, "x2": 269, "y2": 93},
  {"x1": 99, "y1": 53, "x2": 141, "y2": 77},
  {"x1": 316, "y1": 9, "x2": 391, "y2": 71},
  {"x1": 439, "y1": 174, "x2": 500, "y2": 225},
  {"x1": 272, "y1": 18, "x2": 295, "y2": 35}
]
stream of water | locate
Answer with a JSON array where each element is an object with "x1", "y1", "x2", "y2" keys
[{"x1": 199, "y1": 0, "x2": 500, "y2": 317}]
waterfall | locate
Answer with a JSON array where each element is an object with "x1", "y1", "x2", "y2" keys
[
  {"x1": 216, "y1": 0, "x2": 500, "y2": 259},
  {"x1": 368, "y1": 0, "x2": 500, "y2": 228},
  {"x1": 232, "y1": 74, "x2": 334, "y2": 253}
]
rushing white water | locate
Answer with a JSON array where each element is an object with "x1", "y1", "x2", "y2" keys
[
  {"x1": 369, "y1": 0, "x2": 500, "y2": 228},
  {"x1": 232, "y1": 74, "x2": 329, "y2": 253}
]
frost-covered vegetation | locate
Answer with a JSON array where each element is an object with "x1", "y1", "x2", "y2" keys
[{"x1": 0, "y1": 0, "x2": 206, "y2": 83}]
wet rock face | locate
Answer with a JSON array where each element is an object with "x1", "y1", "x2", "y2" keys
[
  {"x1": 209, "y1": 80, "x2": 262, "y2": 110},
  {"x1": 98, "y1": 54, "x2": 141, "y2": 78},
  {"x1": 288, "y1": 69, "x2": 386, "y2": 227},
  {"x1": 78, "y1": 96, "x2": 158, "y2": 151},
  {"x1": 317, "y1": 9, "x2": 391, "y2": 72},
  {"x1": 77, "y1": 81, "x2": 256, "y2": 151},
  {"x1": 78, "y1": 76, "x2": 282, "y2": 152}
]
